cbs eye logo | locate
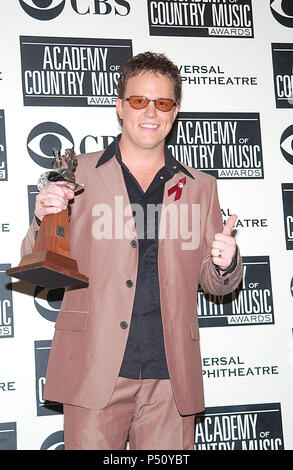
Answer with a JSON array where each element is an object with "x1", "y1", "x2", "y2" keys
[
  {"x1": 34, "y1": 286, "x2": 64, "y2": 322},
  {"x1": 270, "y1": 0, "x2": 293, "y2": 27},
  {"x1": 27, "y1": 122, "x2": 74, "y2": 169},
  {"x1": 280, "y1": 125, "x2": 293, "y2": 165},
  {"x1": 40, "y1": 431, "x2": 64, "y2": 450},
  {"x1": 19, "y1": 0, "x2": 65, "y2": 20}
]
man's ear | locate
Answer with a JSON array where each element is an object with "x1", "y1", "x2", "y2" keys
[
  {"x1": 172, "y1": 104, "x2": 179, "y2": 123},
  {"x1": 116, "y1": 98, "x2": 123, "y2": 121}
]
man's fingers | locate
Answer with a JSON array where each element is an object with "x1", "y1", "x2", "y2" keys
[
  {"x1": 212, "y1": 215, "x2": 237, "y2": 270},
  {"x1": 38, "y1": 206, "x2": 64, "y2": 217},
  {"x1": 37, "y1": 191, "x2": 68, "y2": 206},
  {"x1": 36, "y1": 185, "x2": 74, "y2": 211},
  {"x1": 211, "y1": 248, "x2": 223, "y2": 258},
  {"x1": 54, "y1": 181, "x2": 76, "y2": 198},
  {"x1": 35, "y1": 183, "x2": 73, "y2": 221},
  {"x1": 41, "y1": 182, "x2": 75, "y2": 199},
  {"x1": 38, "y1": 195, "x2": 68, "y2": 210},
  {"x1": 222, "y1": 214, "x2": 237, "y2": 236}
]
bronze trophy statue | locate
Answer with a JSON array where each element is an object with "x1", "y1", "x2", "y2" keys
[{"x1": 7, "y1": 148, "x2": 89, "y2": 289}]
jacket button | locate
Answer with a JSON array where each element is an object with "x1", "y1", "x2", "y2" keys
[
  {"x1": 130, "y1": 240, "x2": 137, "y2": 248},
  {"x1": 224, "y1": 278, "x2": 229, "y2": 285},
  {"x1": 120, "y1": 321, "x2": 128, "y2": 329},
  {"x1": 126, "y1": 280, "x2": 133, "y2": 287}
]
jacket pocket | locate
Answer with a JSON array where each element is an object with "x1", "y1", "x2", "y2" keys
[
  {"x1": 190, "y1": 319, "x2": 200, "y2": 341},
  {"x1": 55, "y1": 311, "x2": 88, "y2": 331}
]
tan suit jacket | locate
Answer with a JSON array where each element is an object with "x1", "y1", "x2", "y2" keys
[{"x1": 22, "y1": 149, "x2": 242, "y2": 415}]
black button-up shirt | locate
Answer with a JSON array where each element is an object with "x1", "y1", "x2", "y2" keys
[{"x1": 96, "y1": 136, "x2": 194, "y2": 379}]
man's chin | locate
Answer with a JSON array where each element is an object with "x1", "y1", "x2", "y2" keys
[{"x1": 135, "y1": 137, "x2": 165, "y2": 151}]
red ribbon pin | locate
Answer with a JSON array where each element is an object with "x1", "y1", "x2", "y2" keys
[{"x1": 168, "y1": 177, "x2": 186, "y2": 201}]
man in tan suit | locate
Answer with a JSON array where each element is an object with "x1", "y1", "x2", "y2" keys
[{"x1": 22, "y1": 52, "x2": 243, "y2": 450}]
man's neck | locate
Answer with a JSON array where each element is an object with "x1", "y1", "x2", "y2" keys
[
  {"x1": 119, "y1": 135, "x2": 165, "y2": 174},
  {"x1": 118, "y1": 135, "x2": 165, "y2": 191}
]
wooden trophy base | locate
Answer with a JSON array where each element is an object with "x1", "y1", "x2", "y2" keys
[
  {"x1": 6, "y1": 250, "x2": 89, "y2": 289},
  {"x1": 7, "y1": 209, "x2": 89, "y2": 289}
]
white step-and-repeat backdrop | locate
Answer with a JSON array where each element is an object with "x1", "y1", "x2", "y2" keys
[{"x1": 0, "y1": 0, "x2": 292, "y2": 450}]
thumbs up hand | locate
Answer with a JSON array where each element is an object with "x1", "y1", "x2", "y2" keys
[{"x1": 211, "y1": 215, "x2": 237, "y2": 271}]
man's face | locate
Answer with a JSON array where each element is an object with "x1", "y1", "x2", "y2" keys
[{"x1": 116, "y1": 72, "x2": 179, "y2": 153}]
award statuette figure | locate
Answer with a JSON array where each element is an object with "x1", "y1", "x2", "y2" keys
[{"x1": 6, "y1": 148, "x2": 89, "y2": 289}]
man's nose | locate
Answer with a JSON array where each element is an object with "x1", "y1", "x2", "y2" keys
[{"x1": 144, "y1": 100, "x2": 157, "y2": 115}]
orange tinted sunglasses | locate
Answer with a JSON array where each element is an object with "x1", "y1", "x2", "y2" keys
[{"x1": 123, "y1": 95, "x2": 176, "y2": 112}]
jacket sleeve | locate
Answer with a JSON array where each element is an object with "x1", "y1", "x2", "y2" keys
[
  {"x1": 20, "y1": 217, "x2": 40, "y2": 257},
  {"x1": 199, "y1": 177, "x2": 243, "y2": 296}
]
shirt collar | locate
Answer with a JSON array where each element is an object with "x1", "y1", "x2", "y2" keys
[{"x1": 95, "y1": 134, "x2": 194, "y2": 180}]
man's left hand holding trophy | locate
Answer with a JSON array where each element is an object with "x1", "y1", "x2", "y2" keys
[
  {"x1": 6, "y1": 148, "x2": 89, "y2": 289},
  {"x1": 36, "y1": 148, "x2": 80, "y2": 222}
]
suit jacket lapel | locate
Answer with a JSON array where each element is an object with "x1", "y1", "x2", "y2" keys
[
  {"x1": 97, "y1": 155, "x2": 127, "y2": 200},
  {"x1": 159, "y1": 170, "x2": 191, "y2": 247},
  {"x1": 96, "y1": 156, "x2": 138, "y2": 241}
]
